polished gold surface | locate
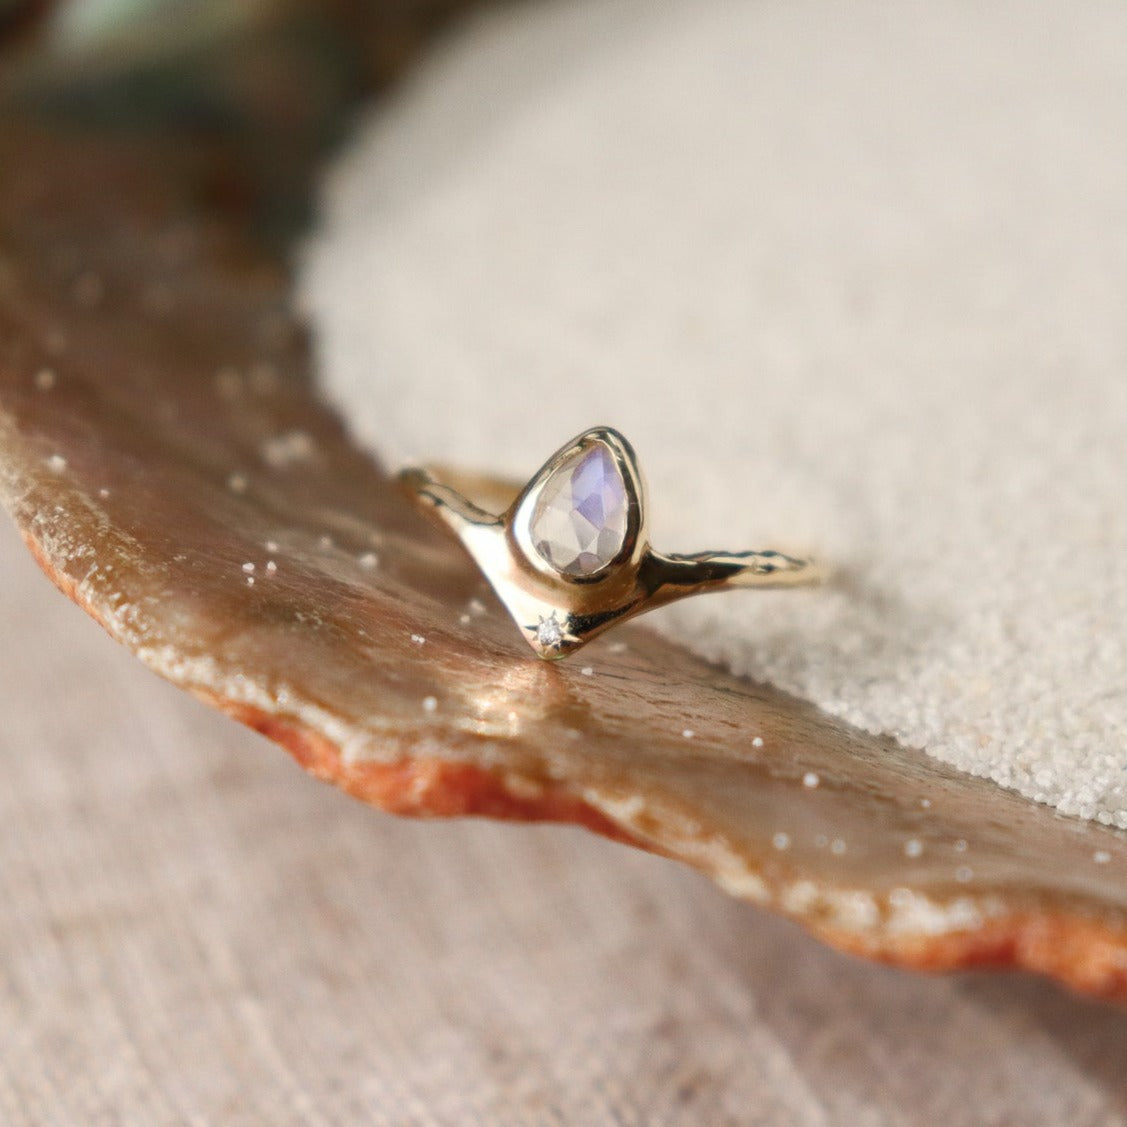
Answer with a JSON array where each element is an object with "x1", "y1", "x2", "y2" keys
[{"x1": 400, "y1": 427, "x2": 824, "y2": 659}]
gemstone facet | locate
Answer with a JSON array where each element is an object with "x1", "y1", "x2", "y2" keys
[{"x1": 530, "y1": 443, "x2": 629, "y2": 576}]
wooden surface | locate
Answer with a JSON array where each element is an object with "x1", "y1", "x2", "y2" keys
[{"x1": 8, "y1": 511, "x2": 1127, "y2": 1126}]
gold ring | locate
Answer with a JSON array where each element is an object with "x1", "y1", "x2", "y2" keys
[{"x1": 399, "y1": 427, "x2": 824, "y2": 660}]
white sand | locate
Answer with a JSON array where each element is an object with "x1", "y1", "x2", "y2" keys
[{"x1": 300, "y1": 0, "x2": 1127, "y2": 824}]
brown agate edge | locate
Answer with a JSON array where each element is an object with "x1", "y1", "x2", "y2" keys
[{"x1": 3, "y1": 114, "x2": 1127, "y2": 1004}]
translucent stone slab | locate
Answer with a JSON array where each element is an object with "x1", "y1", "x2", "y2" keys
[{"x1": 2, "y1": 110, "x2": 1127, "y2": 1004}]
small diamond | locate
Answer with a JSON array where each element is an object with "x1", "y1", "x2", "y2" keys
[{"x1": 536, "y1": 613, "x2": 564, "y2": 648}]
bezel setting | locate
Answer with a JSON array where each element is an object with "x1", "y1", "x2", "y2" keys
[{"x1": 509, "y1": 428, "x2": 647, "y2": 588}]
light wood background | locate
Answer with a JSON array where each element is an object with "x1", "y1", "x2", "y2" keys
[{"x1": 3, "y1": 521, "x2": 1127, "y2": 1125}]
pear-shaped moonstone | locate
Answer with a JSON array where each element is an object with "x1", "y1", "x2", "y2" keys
[{"x1": 530, "y1": 444, "x2": 629, "y2": 576}]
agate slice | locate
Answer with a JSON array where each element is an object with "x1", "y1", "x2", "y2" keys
[{"x1": 3, "y1": 98, "x2": 1127, "y2": 1004}]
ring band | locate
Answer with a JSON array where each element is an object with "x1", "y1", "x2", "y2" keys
[{"x1": 399, "y1": 426, "x2": 824, "y2": 660}]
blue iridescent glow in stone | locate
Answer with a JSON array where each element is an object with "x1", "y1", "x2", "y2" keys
[{"x1": 530, "y1": 444, "x2": 628, "y2": 576}]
